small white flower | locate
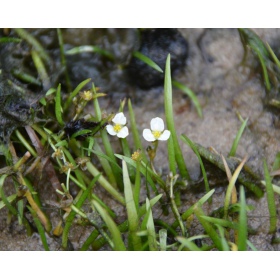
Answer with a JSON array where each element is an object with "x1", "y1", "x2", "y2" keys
[
  {"x1": 143, "y1": 117, "x2": 170, "y2": 142},
  {"x1": 106, "y1": 112, "x2": 129, "y2": 138}
]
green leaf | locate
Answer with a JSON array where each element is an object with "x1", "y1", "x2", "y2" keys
[
  {"x1": 55, "y1": 84, "x2": 64, "y2": 126},
  {"x1": 224, "y1": 156, "x2": 247, "y2": 219},
  {"x1": 92, "y1": 200, "x2": 126, "y2": 251},
  {"x1": 228, "y1": 118, "x2": 248, "y2": 157},
  {"x1": 172, "y1": 80, "x2": 203, "y2": 118},
  {"x1": 263, "y1": 159, "x2": 277, "y2": 233},
  {"x1": 181, "y1": 135, "x2": 210, "y2": 196},
  {"x1": 27, "y1": 206, "x2": 49, "y2": 251},
  {"x1": 66, "y1": 45, "x2": 114, "y2": 60},
  {"x1": 133, "y1": 51, "x2": 163, "y2": 73},
  {"x1": 164, "y1": 54, "x2": 190, "y2": 179},
  {"x1": 122, "y1": 160, "x2": 142, "y2": 250},
  {"x1": 237, "y1": 186, "x2": 248, "y2": 250},
  {"x1": 145, "y1": 198, "x2": 157, "y2": 251},
  {"x1": 62, "y1": 175, "x2": 99, "y2": 249},
  {"x1": 176, "y1": 236, "x2": 202, "y2": 251},
  {"x1": 63, "y1": 78, "x2": 91, "y2": 111}
]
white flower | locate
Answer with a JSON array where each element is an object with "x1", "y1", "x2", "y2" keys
[
  {"x1": 143, "y1": 117, "x2": 170, "y2": 142},
  {"x1": 106, "y1": 112, "x2": 129, "y2": 138}
]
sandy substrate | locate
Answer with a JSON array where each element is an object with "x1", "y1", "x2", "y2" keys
[{"x1": 1, "y1": 28, "x2": 280, "y2": 250}]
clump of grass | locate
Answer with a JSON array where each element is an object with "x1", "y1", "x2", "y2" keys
[{"x1": 1, "y1": 29, "x2": 279, "y2": 251}]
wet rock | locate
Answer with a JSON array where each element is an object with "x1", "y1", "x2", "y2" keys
[{"x1": 126, "y1": 28, "x2": 189, "y2": 89}]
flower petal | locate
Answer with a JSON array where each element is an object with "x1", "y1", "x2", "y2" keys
[
  {"x1": 143, "y1": 129, "x2": 156, "y2": 142},
  {"x1": 117, "y1": 126, "x2": 129, "y2": 138},
  {"x1": 158, "y1": 130, "x2": 170, "y2": 141},
  {"x1": 112, "y1": 112, "x2": 126, "y2": 125},
  {"x1": 150, "y1": 117, "x2": 164, "y2": 132},
  {"x1": 106, "y1": 124, "x2": 117, "y2": 136}
]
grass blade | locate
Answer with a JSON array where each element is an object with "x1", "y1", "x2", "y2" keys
[
  {"x1": 228, "y1": 118, "x2": 248, "y2": 157},
  {"x1": 55, "y1": 83, "x2": 64, "y2": 126},
  {"x1": 181, "y1": 135, "x2": 210, "y2": 195},
  {"x1": 159, "y1": 229, "x2": 167, "y2": 251},
  {"x1": 133, "y1": 51, "x2": 163, "y2": 73},
  {"x1": 164, "y1": 54, "x2": 190, "y2": 179},
  {"x1": 92, "y1": 200, "x2": 126, "y2": 251},
  {"x1": 172, "y1": 80, "x2": 202, "y2": 118},
  {"x1": 193, "y1": 204, "x2": 223, "y2": 250},
  {"x1": 176, "y1": 236, "x2": 202, "y2": 251},
  {"x1": 145, "y1": 198, "x2": 158, "y2": 251},
  {"x1": 224, "y1": 156, "x2": 247, "y2": 219},
  {"x1": 62, "y1": 175, "x2": 99, "y2": 249},
  {"x1": 27, "y1": 206, "x2": 49, "y2": 251},
  {"x1": 122, "y1": 160, "x2": 142, "y2": 250},
  {"x1": 63, "y1": 78, "x2": 91, "y2": 111},
  {"x1": 263, "y1": 159, "x2": 277, "y2": 233},
  {"x1": 237, "y1": 186, "x2": 248, "y2": 250}
]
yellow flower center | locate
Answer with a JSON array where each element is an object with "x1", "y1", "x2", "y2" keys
[
  {"x1": 80, "y1": 90, "x2": 93, "y2": 101},
  {"x1": 152, "y1": 130, "x2": 162, "y2": 139},
  {"x1": 113, "y1": 124, "x2": 122, "y2": 133}
]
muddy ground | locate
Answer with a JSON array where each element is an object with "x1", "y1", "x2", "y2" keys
[{"x1": 1, "y1": 28, "x2": 280, "y2": 250}]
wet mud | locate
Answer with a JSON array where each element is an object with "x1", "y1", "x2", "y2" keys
[{"x1": 1, "y1": 28, "x2": 280, "y2": 250}]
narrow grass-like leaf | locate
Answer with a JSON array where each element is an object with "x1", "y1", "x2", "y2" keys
[
  {"x1": 167, "y1": 134, "x2": 177, "y2": 175},
  {"x1": 216, "y1": 225, "x2": 230, "y2": 251},
  {"x1": 228, "y1": 118, "x2": 248, "y2": 157},
  {"x1": 172, "y1": 80, "x2": 202, "y2": 118},
  {"x1": 63, "y1": 78, "x2": 91, "y2": 111},
  {"x1": 263, "y1": 159, "x2": 277, "y2": 233},
  {"x1": 172, "y1": 189, "x2": 215, "y2": 229},
  {"x1": 247, "y1": 240, "x2": 258, "y2": 251},
  {"x1": 0, "y1": 37, "x2": 22, "y2": 43},
  {"x1": 253, "y1": 46, "x2": 271, "y2": 91},
  {"x1": 164, "y1": 54, "x2": 190, "y2": 179},
  {"x1": 11, "y1": 69, "x2": 41, "y2": 86},
  {"x1": 266, "y1": 42, "x2": 280, "y2": 69},
  {"x1": 237, "y1": 186, "x2": 248, "y2": 250},
  {"x1": 31, "y1": 49, "x2": 50, "y2": 89},
  {"x1": 0, "y1": 194, "x2": 17, "y2": 210},
  {"x1": 93, "y1": 93, "x2": 123, "y2": 190},
  {"x1": 24, "y1": 189, "x2": 52, "y2": 232},
  {"x1": 115, "y1": 154, "x2": 161, "y2": 192},
  {"x1": 62, "y1": 176, "x2": 99, "y2": 249},
  {"x1": 200, "y1": 216, "x2": 238, "y2": 229},
  {"x1": 57, "y1": 28, "x2": 72, "y2": 92},
  {"x1": 15, "y1": 129, "x2": 37, "y2": 157},
  {"x1": 272, "y1": 152, "x2": 280, "y2": 171},
  {"x1": 89, "y1": 142, "x2": 116, "y2": 185},
  {"x1": 121, "y1": 138, "x2": 135, "y2": 182},
  {"x1": 193, "y1": 204, "x2": 223, "y2": 250},
  {"x1": 123, "y1": 160, "x2": 142, "y2": 250},
  {"x1": 55, "y1": 84, "x2": 64, "y2": 126},
  {"x1": 145, "y1": 198, "x2": 157, "y2": 251},
  {"x1": 159, "y1": 229, "x2": 167, "y2": 251},
  {"x1": 0, "y1": 176, "x2": 32, "y2": 235},
  {"x1": 133, "y1": 51, "x2": 163, "y2": 73},
  {"x1": 176, "y1": 236, "x2": 202, "y2": 251},
  {"x1": 27, "y1": 206, "x2": 49, "y2": 251},
  {"x1": 15, "y1": 28, "x2": 51, "y2": 63},
  {"x1": 17, "y1": 199, "x2": 24, "y2": 225},
  {"x1": 92, "y1": 200, "x2": 126, "y2": 251},
  {"x1": 224, "y1": 156, "x2": 247, "y2": 219},
  {"x1": 221, "y1": 154, "x2": 237, "y2": 205},
  {"x1": 89, "y1": 194, "x2": 162, "y2": 251},
  {"x1": 86, "y1": 162, "x2": 125, "y2": 205},
  {"x1": 66, "y1": 45, "x2": 114, "y2": 60},
  {"x1": 181, "y1": 134, "x2": 210, "y2": 195}
]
